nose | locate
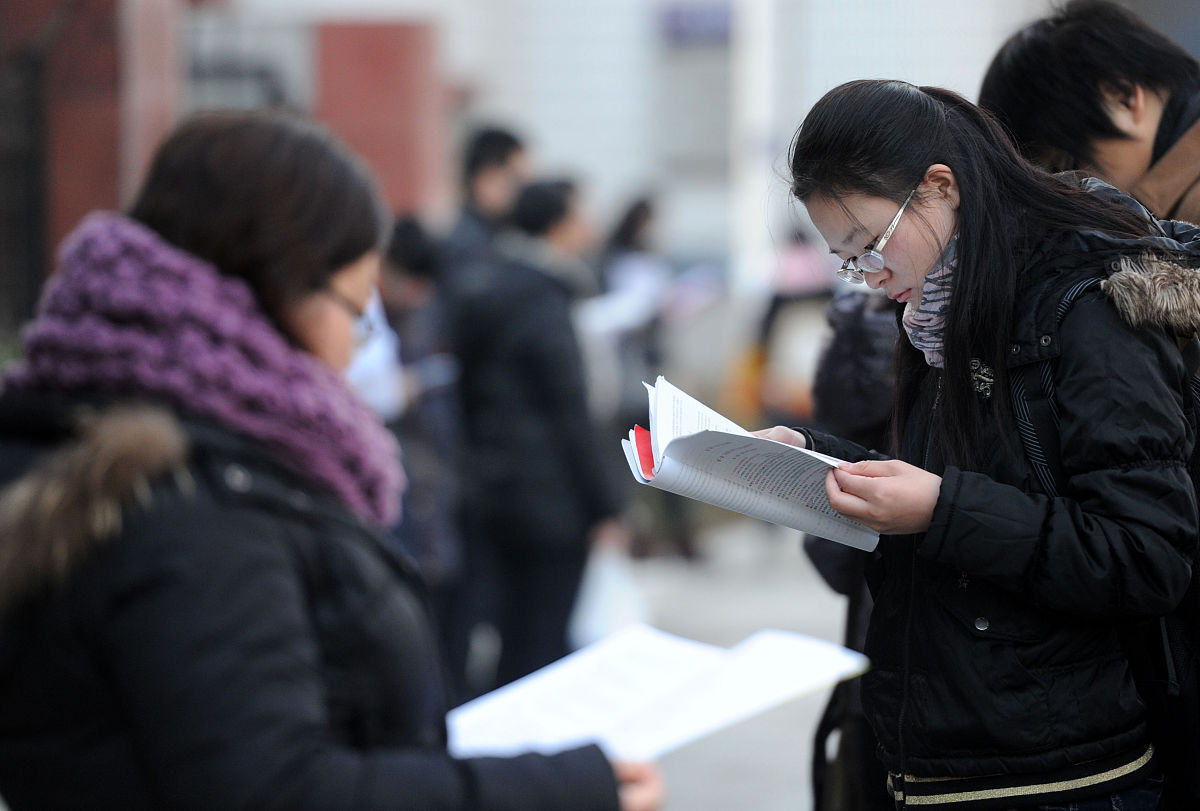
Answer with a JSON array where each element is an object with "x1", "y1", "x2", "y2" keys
[{"x1": 864, "y1": 269, "x2": 888, "y2": 290}]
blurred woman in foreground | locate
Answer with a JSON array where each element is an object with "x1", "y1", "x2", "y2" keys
[{"x1": 0, "y1": 110, "x2": 661, "y2": 811}]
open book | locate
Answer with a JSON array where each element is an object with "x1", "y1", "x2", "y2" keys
[
  {"x1": 448, "y1": 623, "x2": 868, "y2": 761},
  {"x1": 621, "y1": 376, "x2": 878, "y2": 552}
]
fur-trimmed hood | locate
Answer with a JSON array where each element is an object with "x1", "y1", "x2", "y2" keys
[
  {"x1": 1102, "y1": 254, "x2": 1200, "y2": 336},
  {"x1": 0, "y1": 404, "x2": 191, "y2": 616},
  {"x1": 1012, "y1": 181, "x2": 1200, "y2": 368},
  {"x1": 1073, "y1": 178, "x2": 1200, "y2": 336}
]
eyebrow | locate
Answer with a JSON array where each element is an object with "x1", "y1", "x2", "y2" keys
[{"x1": 829, "y1": 225, "x2": 865, "y2": 255}]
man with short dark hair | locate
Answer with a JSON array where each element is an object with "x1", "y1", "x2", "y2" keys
[
  {"x1": 980, "y1": 0, "x2": 1200, "y2": 223},
  {"x1": 438, "y1": 127, "x2": 529, "y2": 700},
  {"x1": 443, "y1": 127, "x2": 529, "y2": 276}
]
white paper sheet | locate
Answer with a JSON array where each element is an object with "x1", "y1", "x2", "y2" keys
[{"x1": 447, "y1": 623, "x2": 868, "y2": 761}]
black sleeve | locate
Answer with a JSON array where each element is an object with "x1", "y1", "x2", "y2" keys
[
  {"x1": 802, "y1": 427, "x2": 890, "y2": 464},
  {"x1": 99, "y1": 500, "x2": 619, "y2": 811},
  {"x1": 920, "y1": 295, "x2": 1197, "y2": 619}
]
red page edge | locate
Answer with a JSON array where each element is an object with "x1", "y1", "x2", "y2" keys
[{"x1": 633, "y1": 425, "x2": 655, "y2": 479}]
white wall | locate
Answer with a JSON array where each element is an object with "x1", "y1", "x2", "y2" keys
[
  {"x1": 739, "y1": 0, "x2": 1053, "y2": 289},
  {"x1": 446, "y1": 0, "x2": 658, "y2": 227},
  {"x1": 220, "y1": 0, "x2": 1056, "y2": 275}
]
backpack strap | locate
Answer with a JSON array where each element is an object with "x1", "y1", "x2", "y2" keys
[{"x1": 1009, "y1": 277, "x2": 1106, "y2": 498}]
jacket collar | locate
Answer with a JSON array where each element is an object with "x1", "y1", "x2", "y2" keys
[
  {"x1": 1132, "y1": 114, "x2": 1200, "y2": 220},
  {"x1": 495, "y1": 231, "x2": 599, "y2": 297}
]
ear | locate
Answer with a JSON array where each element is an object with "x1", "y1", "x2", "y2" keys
[
  {"x1": 921, "y1": 163, "x2": 959, "y2": 210},
  {"x1": 1098, "y1": 81, "x2": 1148, "y2": 134}
]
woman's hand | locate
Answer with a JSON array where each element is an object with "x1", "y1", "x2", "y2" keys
[
  {"x1": 826, "y1": 459, "x2": 942, "y2": 535},
  {"x1": 613, "y1": 761, "x2": 665, "y2": 811},
  {"x1": 752, "y1": 425, "x2": 806, "y2": 448}
]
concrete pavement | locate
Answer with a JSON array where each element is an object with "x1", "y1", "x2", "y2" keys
[{"x1": 630, "y1": 516, "x2": 852, "y2": 811}]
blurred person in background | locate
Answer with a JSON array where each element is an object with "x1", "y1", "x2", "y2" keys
[
  {"x1": 751, "y1": 228, "x2": 835, "y2": 428},
  {"x1": 443, "y1": 126, "x2": 530, "y2": 282},
  {"x1": 980, "y1": 0, "x2": 1200, "y2": 224},
  {"x1": 438, "y1": 125, "x2": 529, "y2": 699},
  {"x1": 575, "y1": 195, "x2": 697, "y2": 559},
  {"x1": 452, "y1": 178, "x2": 631, "y2": 692},
  {"x1": 594, "y1": 196, "x2": 673, "y2": 430},
  {"x1": 763, "y1": 79, "x2": 1198, "y2": 809},
  {"x1": 0, "y1": 110, "x2": 661, "y2": 811},
  {"x1": 370, "y1": 217, "x2": 465, "y2": 639}
]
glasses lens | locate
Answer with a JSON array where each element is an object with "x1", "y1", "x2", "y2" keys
[
  {"x1": 837, "y1": 260, "x2": 864, "y2": 284},
  {"x1": 858, "y1": 250, "x2": 885, "y2": 272}
]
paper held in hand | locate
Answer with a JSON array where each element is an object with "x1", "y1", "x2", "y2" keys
[
  {"x1": 447, "y1": 623, "x2": 869, "y2": 761},
  {"x1": 621, "y1": 376, "x2": 879, "y2": 552}
]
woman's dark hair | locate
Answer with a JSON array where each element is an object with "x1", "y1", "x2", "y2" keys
[
  {"x1": 979, "y1": 0, "x2": 1200, "y2": 170},
  {"x1": 129, "y1": 109, "x2": 386, "y2": 327},
  {"x1": 512, "y1": 179, "x2": 575, "y2": 237},
  {"x1": 386, "y1": 216, "x2": 440, "y2": 281},
  {"x1": 789, "y1": 79, "x2": 1154, "y2": 468},
  {"x1": 607, "y1": 197, "x2": 654, "y2": 254}
]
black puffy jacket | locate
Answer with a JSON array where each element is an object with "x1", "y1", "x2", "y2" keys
[
  {"x1": 807, "y1": 222, "x2": 1200, "y2": 788},
  {"x1": 0, "y1": 394, "x2": 619, "y2": 810},
  {"x1": 452, "y1": 235, "x2": 625, "y2": 555}
]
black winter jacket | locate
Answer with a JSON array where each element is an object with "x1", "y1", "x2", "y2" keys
[
  {"x1": 807, "y1": 221, "x2": 1200, "y2": 789},
  {"x1": 0, "y1": 395, "x2": 619, "y2": 810},
  {"x1": 453, "y1": 234, "x2": 624, "y2": 555}
]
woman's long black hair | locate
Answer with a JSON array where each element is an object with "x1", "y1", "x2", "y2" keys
[{"x1": 789, "y1": 80, "x2": 1153, "y2": 469}]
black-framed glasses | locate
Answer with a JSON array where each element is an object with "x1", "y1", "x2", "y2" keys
[
  {"x1": 324, "y1": 287, "x2": 376, "y2": 346},
  {"x1": 838, "y1": 189, "x2": 916, "y2": 284}
]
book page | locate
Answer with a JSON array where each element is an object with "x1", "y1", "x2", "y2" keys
[
  {"x1": 647, "y1": 376, "x2": 749, "y2": 464},
  {"x1": 448, "y1": 625, "x2": 725, "y2": 759},
  {"x1": 606, "y1": 629, "x2": 870, "y2": 760},
  {"x1": 447, "y1": 624, "x2": 868, "y2": 762},
  {"x1": 651, "y1": 432, "x2": 878, "y2": 551}
]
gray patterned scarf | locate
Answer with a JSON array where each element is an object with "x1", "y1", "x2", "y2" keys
[{"x1": 901, "y1": 236, "x2": 958, "y2": 368}]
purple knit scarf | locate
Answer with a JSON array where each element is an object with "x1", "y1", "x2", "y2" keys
[{"x1": 4, "y1": 212, "x2": 403, "y2": 527}]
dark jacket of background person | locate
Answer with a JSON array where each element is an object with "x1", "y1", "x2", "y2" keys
[
  {"x1": 802, "y1": 218, "x2": 1198, "y2": 789},
  {"x1": 804, "y1": 287, "x2": 899, "y2": 811},
  {"x1": 381, "y1": 217, "x2": 464, "y2": 592},
  {"x1": 0, "y1": 399, "x2": 617, "y2": 811},
  {"x1": 454, "y1": 231, "x2": 623, "y2": 555},
  {"x1": 444, "y1": 202, "x2": 501, "y2": 281},
  {"x1": 451, "y1": 180, "x2": 627, "y2": 690}
]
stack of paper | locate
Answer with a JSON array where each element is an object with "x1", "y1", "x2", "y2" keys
[{"x1": 447, "y1": 623, "x2": 869, "y2": 761}]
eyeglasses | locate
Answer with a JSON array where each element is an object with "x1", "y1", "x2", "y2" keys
[
  {"x1": 324, "y1": 287, "x2": 376, "y2": 346},
  {"x1": 837, "y1": 189, "x2": 916, "y2": 284}
]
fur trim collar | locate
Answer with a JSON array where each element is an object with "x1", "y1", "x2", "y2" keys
[
  {"x1": 1102, "y1": 255, "x2": 1200, "y2": 335},
  {"x1": 0, "y1": 405, "x2": 190, "y2": 615}
]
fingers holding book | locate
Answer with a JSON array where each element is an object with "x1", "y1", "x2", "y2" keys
[{"x1": 826, "y1": 459, "x2": 942, "y2": 535}]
